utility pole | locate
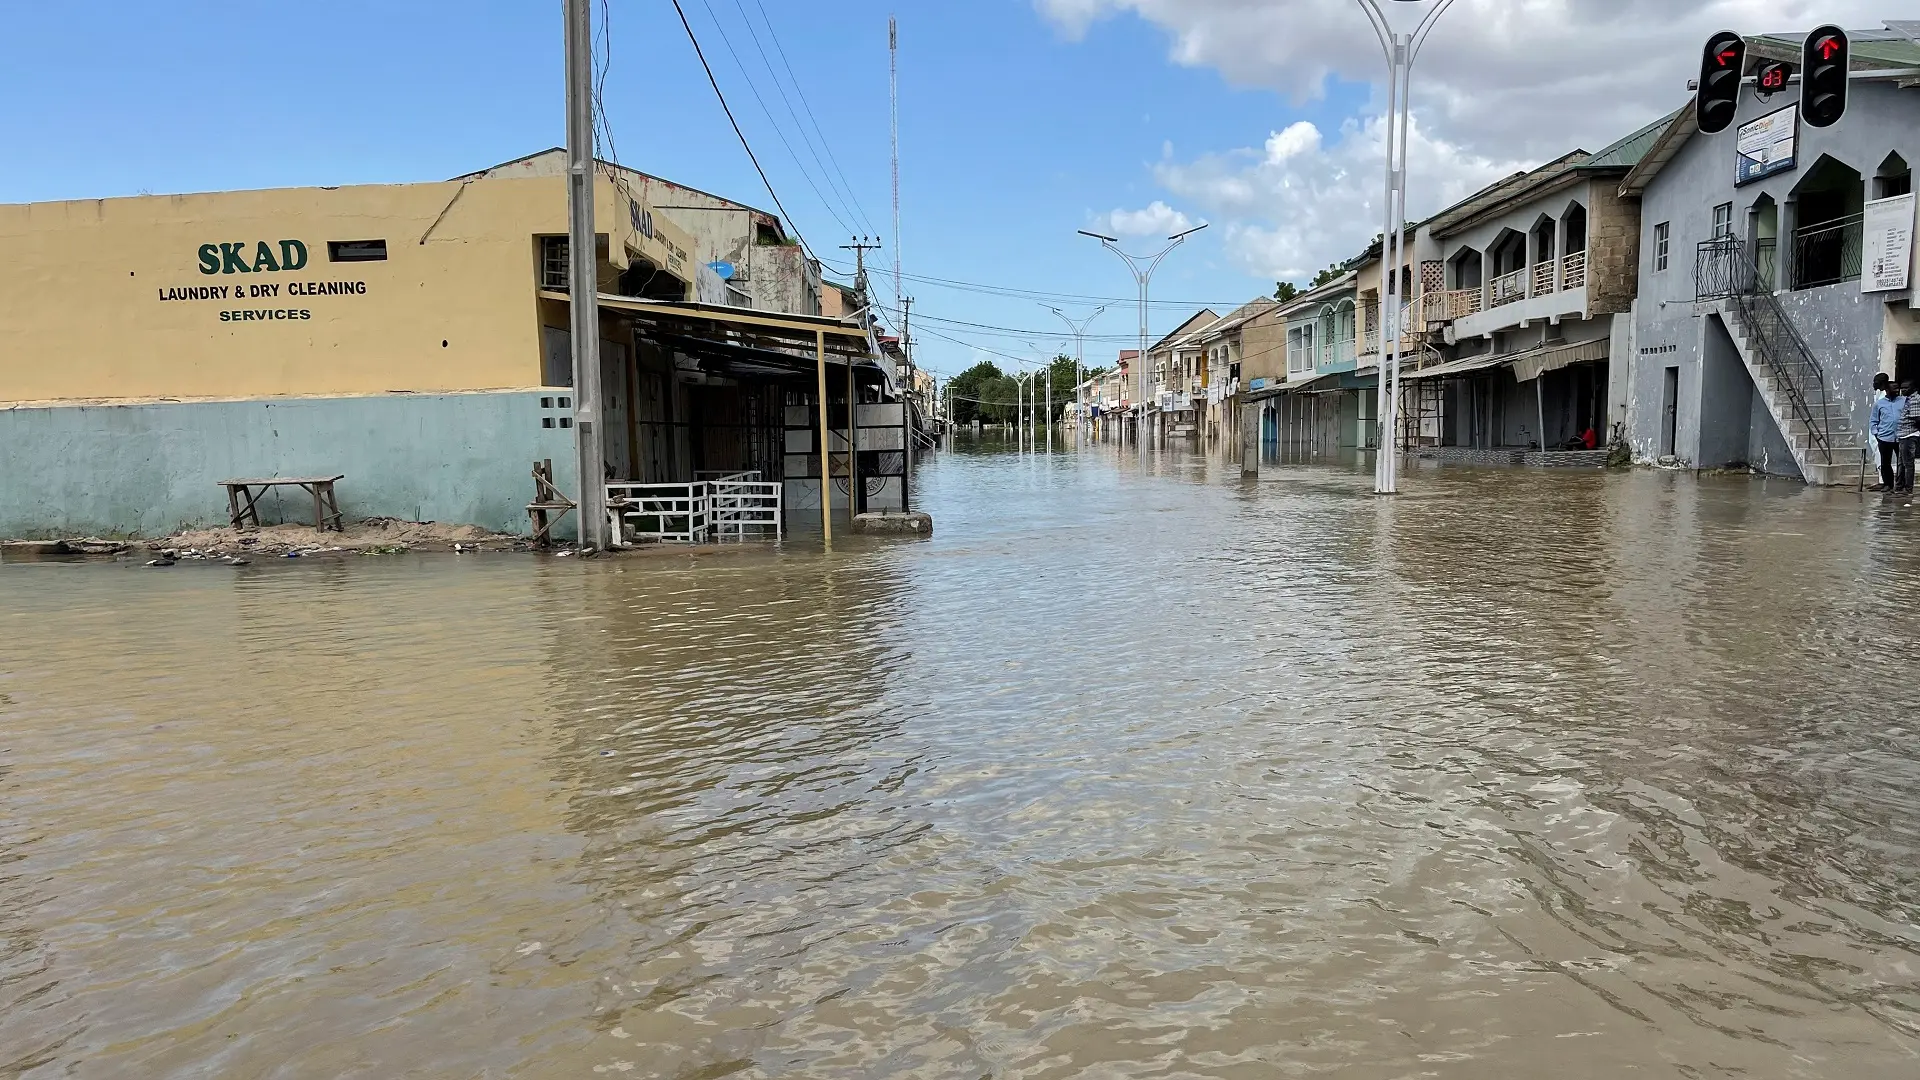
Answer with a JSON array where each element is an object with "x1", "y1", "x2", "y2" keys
[
  {"x1": 1079, "y1": 224, "x2": 1207, "y2": 448},
  {"x1": 565, "y1": 0, "x2": 610, "y2": 550},
  {"x1": 841, "y1": 237, "x2": 881, "y2": 295},
  {"x1": 1048, "y1": 305, "x2": 1108, "y2": 447}
]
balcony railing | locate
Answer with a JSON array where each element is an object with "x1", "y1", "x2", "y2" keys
[
  {"x1": 1792, "y1": 214, "x2": 1862, "y2": 290},
  {"x1": 1361, "y1": 328, "x2": 1381, "y2": 355},
  {"x1": 1531, "y1": 261, "x2": 1555, "y2": 295},
  {"x1": 1561, "y1": 250, "x2": 1588, "y2": 289},
  {"x1": 1490, "y1": 269, "x2": 1526, "y2": 308},
  {"x1": 1321, "y1": 337, "x2": 1356, "y2": 372}
]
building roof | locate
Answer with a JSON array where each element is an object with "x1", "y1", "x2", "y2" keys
[
  {"x1": 1425, "y1": 150, "x2": 1592, "y2": 239},
  {"x1": 1146, "y1": 309, "x2": 1220, "y2": 356},
  {"x1": 1273, "y1": 272, "x2": 1357, "y2": 320},
  {"x1": 1578, "y1": 109, "x2": 1679, "y2": 172},
  {"x1": 455, "y1": 148, "x2": 791, "y2": 240},
  {"x1": 1747, "y1": 26, "x2": 1920, "y2": 72}
]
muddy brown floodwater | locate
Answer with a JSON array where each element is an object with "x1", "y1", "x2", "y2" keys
[{"x1": 4, "y1": 439, "x2": 1920, "y2": 1078}]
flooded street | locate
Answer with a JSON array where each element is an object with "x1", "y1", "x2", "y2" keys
[{"x1": 5, "y1": 441, "x2": 1920, "y2": 1078}]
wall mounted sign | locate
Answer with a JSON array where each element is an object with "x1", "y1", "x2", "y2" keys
[
  {"x1": 1735, "y1": 105, "x2": 1798, "y2": 186},
  {"x1": 1862, "y1": 193, "x2": 1915, "y2": 293}
]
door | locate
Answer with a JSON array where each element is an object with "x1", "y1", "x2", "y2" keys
[{"x1": 1660, "y1": 366, "x2": 1680, "y2": 457}]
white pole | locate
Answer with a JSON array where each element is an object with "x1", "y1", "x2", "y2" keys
[{"x1": 565, "y1": 0, "x2": 609, "y2": 549}]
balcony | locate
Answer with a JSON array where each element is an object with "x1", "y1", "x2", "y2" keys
[
  {"x1": 1490, "y1": 269, "x2": 1527, "y2": 308},
  {"x1": 1561, "y1": 250, "x2": 1587, "y2": 289},
  {"x1": 1791, "y1": 214, "x2": 1862, "y2": 290},
  {"x1": 1531, "y1": 261, "x2": 1555, "y2": 295},
  {"x1": 1361, "y1": 328, "x2": 1381, "y2": 356},
  {"x1": 1318, "y1": 336, "x2": 1357, "y2": 375}
]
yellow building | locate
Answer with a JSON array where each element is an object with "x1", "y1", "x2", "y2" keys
[{"x1": 0, "y1": 159, "x2": 898, "y2": 538}]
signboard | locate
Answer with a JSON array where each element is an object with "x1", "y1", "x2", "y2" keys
[
  {"x1": 1735, "y1": 104, "x2": 1798, "y2": 186},
  {"x1": 1863, "y1": 193, "x2": 1915, "y2": 293},
  {"x1": 1249, "y1": 377, "x2": 1266, "y2": 391}
]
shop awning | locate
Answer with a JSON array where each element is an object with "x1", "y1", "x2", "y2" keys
[
  {"x1": 1509, "y1": 337, "x2": 1611, "y2": 383},
  {"x1": 1403, "y1": 352, "x2": 1513, "y2": 380}
]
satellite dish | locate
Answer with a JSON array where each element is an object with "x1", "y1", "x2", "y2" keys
[{"x1": 707, "y1": 261, "x2": 736, "y2": 280}]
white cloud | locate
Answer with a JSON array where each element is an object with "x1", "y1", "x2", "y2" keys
[
  {"x1": 1038, "y1": 1, "x2": 1890, "y2": 283},
  {"x1": 1097, "y1": 200, "x2": 1198, "y2": 237},
  {"x1": 1155, "y1": 115, "x2": 1526, "y2": 281},
  {"x1": 1037, "y1": 1, "x2": 1890, "y2": 163}
]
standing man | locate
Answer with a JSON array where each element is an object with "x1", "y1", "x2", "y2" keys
[{"x1": 1871, "y1": 374, "x2": 1903, "y2": 491}]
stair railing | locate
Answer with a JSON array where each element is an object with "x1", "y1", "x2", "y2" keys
[{"x1": 1694, "y1": 236, "x2": 1836, "y2": 465}]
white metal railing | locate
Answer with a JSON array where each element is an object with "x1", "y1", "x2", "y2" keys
[
  {"x1": 1562, "y1": 250, "x2": 1588, "y2": 289},
  {"x1": 709, "y1": 480, "x2": 782, "y2": 540},
  {"x1": 1531, "y1": 261, "x2": 1555, "y2": 294},
  {"x1": 607, "y1": 482, "x2": 712, "y2": 544},
  {"x1": 1491, "y1": 269, "x2": 1527, "y2": 307},
  {"x1": 1361, "y1": 328, "x2": 1380, "y2": 355},
  {"x1": 695, "y1": 469, "x2": 761, "y2": 483}
]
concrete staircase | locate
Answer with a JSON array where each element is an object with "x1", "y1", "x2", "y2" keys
[{"x1": 1717, "y1": 300, "x2": 1867, "y2": 486}]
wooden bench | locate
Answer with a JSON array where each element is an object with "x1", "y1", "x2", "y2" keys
[{"x1": 219, "y1": 476, "x2": 345, "y2": 532}]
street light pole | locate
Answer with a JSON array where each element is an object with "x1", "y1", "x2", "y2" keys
[
  {"x1": 1356, "y1": 0, "x2": 1456, "y2": 495},
  {"x1": 1079, "y1": 225, "x2": 1206, "y2": 449},
  {"x1": 1047, "y1": 304, "x2": 1109, "y2": 447}
]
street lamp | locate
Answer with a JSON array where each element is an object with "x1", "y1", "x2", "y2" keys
[
  {"x1": 1355, "y1": 0, "x2": 1457, "y2": 494},
  {"x1": 1079, "y1": 223, "x2": 1207, "y2": 447},
  {"x1": 1047, "y1": 304, "x2": 1109, "y2": 447}
]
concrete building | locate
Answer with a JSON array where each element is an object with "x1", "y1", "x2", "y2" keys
[
  {"x1": 0, "y1": 158, "x2": 897, "y2": 539},
  {"x1": 1243, "y1": 273, "x2": 1371, "y2": 464},
  {"x1": 1620, "y1": 27, "x2": 1920, "y2": 483},
  {"x1": 1143, "y1": 310, "x2": 1217, "y2": 440},
  {"x1": 1407, "y1": 116, "x2": 1659, "y2": 466},
  {"x1": 1194, "y1": 298, "x2": 1275, "y2": 446},
  {"x1": 459, "y1": 150, "x2": 822, "y2": 317}
]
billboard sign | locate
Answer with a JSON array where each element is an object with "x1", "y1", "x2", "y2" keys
[{"x1": 1735, "y1": 104, "x2": 1798, "y2": 186}]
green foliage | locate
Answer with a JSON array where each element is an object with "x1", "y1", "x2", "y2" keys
[
  {"x1": 1309, "y1": 263, "x2": 1344, "y2": 288},
  {"x1": 1273, "y1": 281, "x2": 1300, "y2": 303}
]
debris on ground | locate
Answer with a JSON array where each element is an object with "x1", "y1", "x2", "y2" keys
[{"x1": 151, "y1": 519, "x2": 523, "y2": 558}]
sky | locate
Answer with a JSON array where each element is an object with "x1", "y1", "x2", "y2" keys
[{"x1": 0, "y1": 1, "x2": 1895, "y2": 378}]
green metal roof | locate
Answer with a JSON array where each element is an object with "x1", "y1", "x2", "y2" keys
[
  {"x1": 1746, "y1": 28, "x2": 1920, "y2": 69},
  {"x1": 1578, "y1": 109, "x2": 1680, "y2": 172}
]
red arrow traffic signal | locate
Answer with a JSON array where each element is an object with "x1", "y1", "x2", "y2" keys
[{"x1": 1801, "y1": 24, "x2": 1850, "y2": 128}]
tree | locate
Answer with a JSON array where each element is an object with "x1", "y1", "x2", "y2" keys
[
  {"x1": 946, "y1": 360, "x2": 1004, "y2": 425},
  {"x1": 1274, "y1": 281, "x2": 1300, "y2": 303},
  {"x1": 1309, "y1": 263, "x2": 1344, "y2": 288}
]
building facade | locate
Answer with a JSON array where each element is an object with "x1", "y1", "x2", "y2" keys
[
  {"x1": 1620, "y1": 32, "x2": 1920, "y2": 483},
  {"x1": 0, "y1": 158, "x2": 896, "y2": 539}
]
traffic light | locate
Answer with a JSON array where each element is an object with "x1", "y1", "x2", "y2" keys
[
  {"x1": 1697, "y1": 31, "x2": 1746, "y2": 134},
  {"x1": 1802, "y1": 24, "x2": 1849, "y2": 128}
]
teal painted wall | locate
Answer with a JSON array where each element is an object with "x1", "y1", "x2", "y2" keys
[{"x1": 0, "y1": 392, "x2": 580, "y2": 538}]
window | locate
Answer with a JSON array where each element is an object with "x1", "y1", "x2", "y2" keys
[
  {"x1": 328, "y1": 239, "x2": 387, "y2": 263},
  {"x1": 1654, "y1": 222, "x2": 1670, "y2": 271},
  {"x1": 1711, "y1": 203, "x2": 1734, "y2": 238},
  {"x1": 540, "y1": 236, "x2": 569, "y2": 290}
]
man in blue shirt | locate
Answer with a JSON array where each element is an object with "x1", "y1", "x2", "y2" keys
[{"x1": 1871, "y1": 373, "x2": 1903, "y2": 491}]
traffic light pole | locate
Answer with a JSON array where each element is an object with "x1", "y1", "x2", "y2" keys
[{"x1": 1355, "y1": 0, "x2": 1457, "y2": 496}]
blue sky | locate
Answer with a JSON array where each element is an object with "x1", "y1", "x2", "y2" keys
[
  {"x1": 0, "y1": 1, "x2": 1364, "y2": 377},
  {"x1": 1, "y1": 1, "x2": 1885, "y2": 377}
]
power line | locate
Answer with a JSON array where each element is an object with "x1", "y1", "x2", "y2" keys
[
  {"x1": 735, "y1": 0, "x2": 883, "y2": 241},
  {"x1": 695, "y1": 0, "x2": 858, "y2": 240},
  {"x1": 669, "y1": 0, "x2": 817, "y2": 262}
]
